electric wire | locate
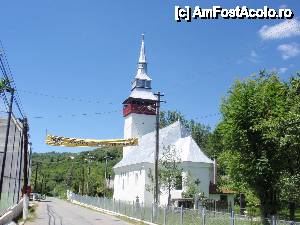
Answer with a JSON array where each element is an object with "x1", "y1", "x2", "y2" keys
[
  {"x1": 29, "y1": 109, "x2": 122, "y2": 119},
  {"x1": 0, "y1": 41, "x2": 26, "y2": 118},
  {"x1": 18, "y1": 89, "x2": 113, "y2": 105}
]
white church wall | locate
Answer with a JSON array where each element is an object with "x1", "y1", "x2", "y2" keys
[
  {"x1": 159, "y1": 162, "x2": 212, "y2": 206},
  {"x1": 113, "y1": 164, "x2": 147, "y2": 204},
  {"x1": 159, "y1": 189, "x2": 182, "y2": 206},
  {"x1": 143, "y1": 164, "x2": 154, "y2": 205},
  {"x1": 182, "y1": 162, "x2": 212, "y2": 197},
  {"x1": 124, "y1": 113, "x2": 156, "y2": 139}
]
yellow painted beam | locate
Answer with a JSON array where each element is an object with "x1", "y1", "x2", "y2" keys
[{"x1": 45, "y1": 135, "x2": 138, "y2": 147}]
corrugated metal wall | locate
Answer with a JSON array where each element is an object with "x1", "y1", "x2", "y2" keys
[{"x1": 0, "y1": 116, "x2": 26, "y2": 215}]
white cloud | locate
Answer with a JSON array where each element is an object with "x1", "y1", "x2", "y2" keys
[
  {"x1": 258, "y1": 19, "x2": 300, "y2": 40},
  {"x1": 277, "y1": 43, "x2": 300, "y2": 59},
  {"x1": 279, "y1": 67, "x2": 288, "y2": 73}
]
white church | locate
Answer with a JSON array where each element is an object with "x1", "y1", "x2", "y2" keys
[{"x1": 113, "y1": 35, "x2": 234, "y2": 207}]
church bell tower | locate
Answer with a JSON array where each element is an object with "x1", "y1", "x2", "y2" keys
[{"x1": 123, "y1": 34, "x2": 157, "y2": 141}]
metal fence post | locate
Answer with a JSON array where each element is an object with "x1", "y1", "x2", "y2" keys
[
  {"x1": 23, "y1": 194, "x2": 29, "y2": 220},
  {"x1": 180, "y1": 205, "x2": 183, "y2": 225},
  {"x1": 151, "y1": 203, "x2": 154, "y2": 223},
  {"x1": 202, "y1": 207, "x2": 206, "y2": 225},
  {"x1": 271, "y1": 215, "x2": 276, "y2": 225},
  {"x1": 230, "y1": 210, "x2": 235, "y2": 225},
  {"x1": 163, "y1": 207, "x2": 167, "y2": 225}
]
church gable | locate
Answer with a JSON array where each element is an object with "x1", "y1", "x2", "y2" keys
[{"x1": 114, "y1": 121, "x2": 212, "y2": 169}]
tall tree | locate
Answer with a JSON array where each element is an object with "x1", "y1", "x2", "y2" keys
[
  {"x1": 217, "y1": 72, "x2": 300, "y2": 223},
  {"x1": 273, "y1": 75, "x2": 300, "y2": 220}
]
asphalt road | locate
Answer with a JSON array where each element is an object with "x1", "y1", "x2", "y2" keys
[{"x1": 26, "y1": 197, "x2": 132, "y2": 225}]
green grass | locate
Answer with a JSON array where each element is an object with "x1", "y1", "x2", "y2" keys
[
  {"x1": 296, "y1": 209, "x2": 300, "y2": 221},
  {"x1": 17, "y1": 203, "x2": 37, "y2": 223}
]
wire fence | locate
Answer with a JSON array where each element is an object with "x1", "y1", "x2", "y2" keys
[{"x1": 68, "y1": 192, "x2": 300, "y2": 225}]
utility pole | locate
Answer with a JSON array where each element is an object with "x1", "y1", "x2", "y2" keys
[
  {"x1": 105, "y1": 157, "x2": 108, "y2": 181},
  {"x1": 0, "y1": 87, "x2": 14, "y2": 199},
  {"x1": 81, "y1": 166, "x2": 85, "y2": 195},
  {"x1": 86, "y1": 160, "x2": 90, "y2": 195},
  {"x1": 104, "y1": 154, "x2": 112, "y2": 181},
  {"x1": 22, "y1": 118, "x2": 29, "y2": 195},
  {"x1": 85, "y1": 154, "x2": 94, "y2": 195},
  {"x1": 41, "y1": 176, "x2": 44, "y2": 194},
  {"x1": 104, "y1": 153, "x2": 112, "y2": 197},
  {"x1": 22, "y1": 118, "x2": 29, "y2": 220},
  {"x1": 34, "y1": 162, "x2": 41, "y2": 192},
  {"x1": 154, "y1": 91, "x2": 164, "y2": 205}
]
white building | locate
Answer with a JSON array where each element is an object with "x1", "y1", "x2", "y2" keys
[{"x1": 113, "y1": 35, "x2": 234, "y2": 207}]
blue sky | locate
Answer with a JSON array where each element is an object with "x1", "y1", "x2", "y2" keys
[{"x1": 0, "y1": 0, "x2": 299, "y2": 153}]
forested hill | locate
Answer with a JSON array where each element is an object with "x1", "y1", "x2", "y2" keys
[{"x1": 31, "y1": 146, "x2": 122, "y2": 198}]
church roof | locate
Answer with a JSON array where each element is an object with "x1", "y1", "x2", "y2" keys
[
  {"x1": 129, "y1": 88, "x2": 157, "y2": 101},
  {"x1": 135, "y1": 72, "x2": 151, "y2": 81},
  {"x1": 114, "y1": 121, "x2": 213, "y2": 168}
]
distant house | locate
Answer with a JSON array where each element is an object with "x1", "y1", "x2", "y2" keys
[{"x1": 113, "y1": 35, "x2": 234, "y2": 207}]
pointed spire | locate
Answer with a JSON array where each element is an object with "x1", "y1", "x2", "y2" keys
[
  {"x1": 130, "y1": 34, "x2": 154, "y2": 92},
  {"x1": 138, "y1": 34, "x2": 146, "y2": 63},
  {"x1": 135, "y1": 34, "x2": 150, "y2": 80}
]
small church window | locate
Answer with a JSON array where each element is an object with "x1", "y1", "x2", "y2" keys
[
  {"x1": 122, "y1": 179, "x2": 124, "y2": 190},
  {"x1": 145, "y1": 80, "x2": 151, "y2": 88},
  {"x1": 135, "y1": 173, "x2": 138, "y2": 184},
  {"x1": 175, "y1": 175, "x2": 183, "y2": 190},
  {"x1": 137, "y1": 79, "x2": 145, "y2": 88}
]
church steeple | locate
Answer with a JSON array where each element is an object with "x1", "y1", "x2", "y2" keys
[
  {"x1": 137, "y1": 34, "x2": 147, "y2": 74},
  {"x1": 132, "y1": 34, "x2": 152, "y2": 90},
  {"x1": 123, "y1": 35, "x2": 157, "y2": 136}
]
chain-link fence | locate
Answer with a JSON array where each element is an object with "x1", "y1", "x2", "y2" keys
[{"x1": 69, "y1": 192, "x2": 300, "y2": 225}]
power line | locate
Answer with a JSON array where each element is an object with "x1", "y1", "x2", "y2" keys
[
  {"x1": 18, "y1": 89, "x2": 114, "y2": 105},
  {"x1": 29, "y1": 109, "x2": 122, "y2": 119},
  {"x1": 0, "y1": 42, "x2": 25, "y2": 118},
  {"x1": 0, "y1": 41, "x2": 26, "y2": 115},
  {"x1": 194, "y1": 112, "x2": 221, "y2": 120}
]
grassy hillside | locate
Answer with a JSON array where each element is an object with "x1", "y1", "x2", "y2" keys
[{"x1": 30, "y1": 146, "x2": 122, "y2": 198}]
